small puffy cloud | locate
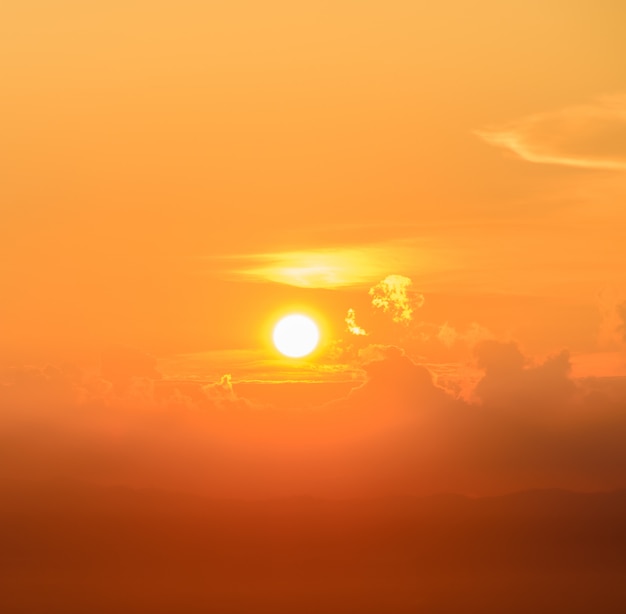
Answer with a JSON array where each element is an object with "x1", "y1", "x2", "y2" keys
[
  {"x1": 345, "y1": 308, "x2": 367, "y2": 336},
  {"x1": 369, "y1": 275, "x2": 424, "y2": 324},
  {"x1": 476, "y1": 95, "x2": 626, "y2": 170}
]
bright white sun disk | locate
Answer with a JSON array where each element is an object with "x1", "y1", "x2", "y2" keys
[{"x1": 273, "y1": 314, "x2": 320, "y2": 358}]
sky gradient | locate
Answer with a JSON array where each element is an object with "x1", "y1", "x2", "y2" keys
[{"x1": 2, "y1": 0, "x2": 626, "y2": 499}]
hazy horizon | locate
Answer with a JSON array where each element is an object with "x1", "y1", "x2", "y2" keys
[{"x1": 2, "y1": 1, "x2": 626, "y2": 611}]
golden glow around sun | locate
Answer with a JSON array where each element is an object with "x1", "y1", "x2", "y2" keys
[{"x1": 273, "y1": 314, "x2": 320, "y2": 358}]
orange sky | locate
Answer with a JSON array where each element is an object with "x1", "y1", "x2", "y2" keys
[{"x1": 2, "y1": 0, "x2": 626, "y2": 497}]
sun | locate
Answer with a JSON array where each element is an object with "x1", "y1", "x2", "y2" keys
[{"x1": 273, "y1": 314, "x2": 320, "y2": 358}]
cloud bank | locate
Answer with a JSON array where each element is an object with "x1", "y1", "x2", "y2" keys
[{"x1": 3, "y1": 342, "x2": 626, "y2": 498}]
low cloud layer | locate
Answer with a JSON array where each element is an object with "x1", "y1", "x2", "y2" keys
[
  {"x1": 476, "y1": 95, "x2": 626, "y2": 170},
  {"x1": 2, "y1": 342, "x2": 626, "y2": 498}
]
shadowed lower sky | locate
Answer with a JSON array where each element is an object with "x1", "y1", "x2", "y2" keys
[{"x1": 2, "y1": 0, "x2": 626, "y2": 498}]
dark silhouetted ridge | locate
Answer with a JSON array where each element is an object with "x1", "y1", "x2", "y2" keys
[{"x1": 2, "y1": 479, "x2": 626, "y2": 613}]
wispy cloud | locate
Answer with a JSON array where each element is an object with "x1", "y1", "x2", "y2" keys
[
  {"x1": 216, "y1": 243, "x2": 437, "y2": 288},
  {"x1": 476, "y1": 95, "x2": 626, "y2": 170}
]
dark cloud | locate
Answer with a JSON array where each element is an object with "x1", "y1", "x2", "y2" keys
[{"x1": 328, "y1": 342, "x2": 626, "y2": 494}]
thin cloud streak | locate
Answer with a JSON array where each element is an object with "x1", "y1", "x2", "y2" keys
[
  {"x1": 214, "y1": 242, "x2": 440, "y2": 288},
  {"x1": 476, "y1": 95, "x2": 626, "y2": 170}
]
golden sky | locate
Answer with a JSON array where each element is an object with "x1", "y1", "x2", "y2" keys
[{"x1": 2, "y1": 0, "x2": 626, "y2": 497}]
